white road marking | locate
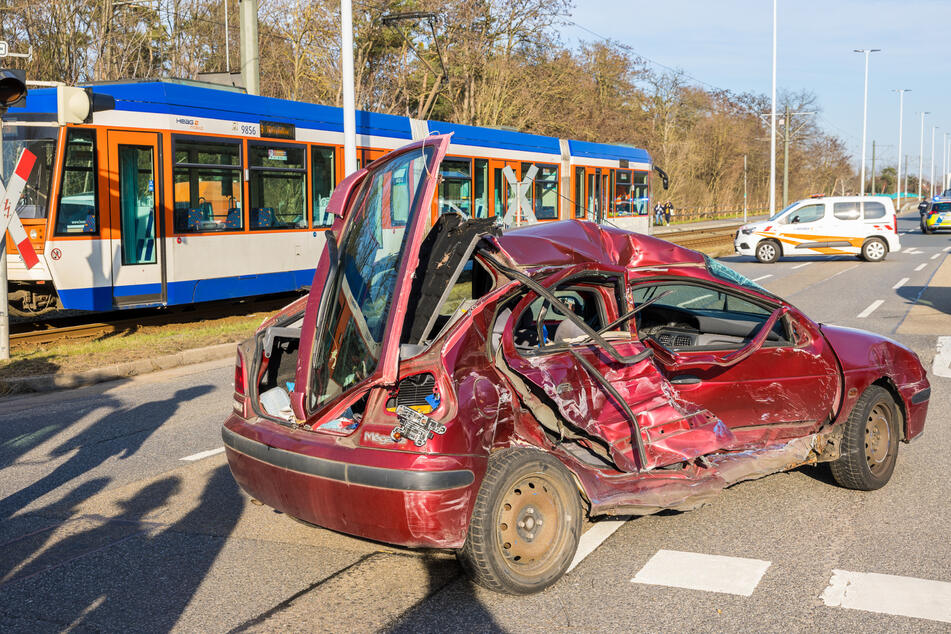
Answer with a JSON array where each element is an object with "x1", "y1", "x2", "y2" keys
[
  {"x1": 933, "y1": 336, "x2": 951, "y2": 378},
  {"x1": 903, "y1": 248, "x2": 915, "y2": 253},
  {"x1": 932, "y1": 252, "x2": 942, "y2": 260},
  {"x1": 915, "y1": 263, "x2": 927, "y2": 271},
  {"x1": 893, "y1": 277, "x2": 910, "y2": 289},
  {"x1": 944, "y1": 246, "x2": 951, "y2": 252},
  {"x1": 791, "y1": 262, "x2": 812, "y2": 269},
  {"x1": 821, "y1": 569, "x2": 951, "y2": 624},
  {"x1": 180, "y1": 447, "x2": 226, "y2": 462},
  {"x1": 567, "y1": 520, "x2": 626, "y2": 573},
  {"x1": 751, "y1": 274, "x2": 773, "y2": 282},
  {"x1": 857, "y1": 300, "x2": 884, "y2": 319},
  {"x1": 631, "y1": 550, "x2": 771, "y2": 597}
]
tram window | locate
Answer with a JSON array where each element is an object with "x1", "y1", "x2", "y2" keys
[
  {"x1": 173, "y1": 138, "x2": 243, "y2": 233},
  {"x1": 473, "y1": 158, "x2": 489, "y2": 218},
  {"x1": 312, "y1": 145, "x2": 335, "y2": 227},
  {"x1": 632, "y1": 172, "x2": 648, "y2": 215},
  {"x1": 439, "y1": 158, "x2": 472, "y2": 216},
  {"x1": 574, "y1": 167, "x2": 584, "y2": 219},
  {"x1": 55, "y1": 129, "x2": 99, "y2": 235},
  {"x1": 521, "y1": 162, "x2": 559, "y2": 220},
  {"x1": 613, "y1": 169, "x2": 633, "y2": 217},
  {"x1": 249, "y1": 143, "x2": 306, "y2": 230},
  {"x1": 3, "y1": 125, "x2": 57, "y2": 220}
]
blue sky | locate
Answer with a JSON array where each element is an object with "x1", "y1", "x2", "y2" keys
[{"x1": 564, "y1": 0, "x2": 951, "y2": 178}]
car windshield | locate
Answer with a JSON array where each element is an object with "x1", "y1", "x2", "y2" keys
[
  {"x1": 309, "y1": 145, "x2": 436, "y2": 411},
  {"x1": 768, "y1": 201, "x2": 798, "y2": 222},
  {"x1": 2, "y1": 125, "x2": 58, "y2": 219},
  {"x1": 703, "y1": 254, "x2": 772, "y2": 296}
]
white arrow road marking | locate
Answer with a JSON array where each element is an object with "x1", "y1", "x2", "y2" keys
[
  {"x1": 932, "y1": 336, "x2": 951, "y2": 378},
  {"x1": 821, "y1": 569, "x2": 951, "y2": 624},
  {"x1": 631, "y1": 550, "x2": 771, "y2": 597}
]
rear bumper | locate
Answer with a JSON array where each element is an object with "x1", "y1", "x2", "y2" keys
[{"x1": 222, "y1": 416, "x2": 483, "y2": 548}]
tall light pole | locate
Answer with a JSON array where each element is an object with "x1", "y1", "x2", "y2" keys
[
  {"x1": 854, "y1": 48, "x2": 881, "y2": 197},
  {"x1": 931, "y1": 125, "x2": 938, "y2": 197},
  {"x1": 918, "y1": 111, "x2": 929, "y2": 200},
  {"x1": 769, "y1": 0, "x2": 777, "y2": 215},
  {"x1": 943, "y1": 132, "x2": 948, "y2": 195},
  {"x1": 341, "y1": 0, "x2": 357, "y2": 176},
  {"x1": 892, "y1": 89, "x2": 910, "y2": 209}
]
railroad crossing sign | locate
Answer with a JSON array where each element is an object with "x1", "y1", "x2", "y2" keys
[
  {"x1": 0, "y1": 149, "x2": 39, "y2": 269},
  {"x1": 501, "y1": 164, "x2": 538, "y2": 227}
]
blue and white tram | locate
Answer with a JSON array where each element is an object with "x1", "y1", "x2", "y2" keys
[{"x1": 3, "y1": 79, "x2": 655, "y2": 314}]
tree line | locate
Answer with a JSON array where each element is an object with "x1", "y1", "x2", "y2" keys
[{"x1": 2, "y1": 0, "x2": 881, "y2": 211}]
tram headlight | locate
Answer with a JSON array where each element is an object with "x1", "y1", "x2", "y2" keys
[{"x1": 57, "y1": 86, "x2": 91, "y2": 125}]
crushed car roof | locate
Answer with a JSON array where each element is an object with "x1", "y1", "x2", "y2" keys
[{"x1": 494, "y1": 220, "x2": 705, "y2": 271}]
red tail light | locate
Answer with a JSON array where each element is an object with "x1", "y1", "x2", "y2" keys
[{"x1": 234, "y1": 354, "x2": 247, "y2": 396}]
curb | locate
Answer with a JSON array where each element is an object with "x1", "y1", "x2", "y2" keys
[{"x1": 0, "y1": 342, "x2": 237, "y2": 397}]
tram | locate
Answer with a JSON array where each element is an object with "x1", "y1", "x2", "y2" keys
[{"x1": 3, "y1": 79, "x2": 657, "y2": 315}]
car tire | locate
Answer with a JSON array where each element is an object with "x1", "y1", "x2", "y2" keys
[
  {"x1": 861, "y1": 237, "x2": 888, "y2": 262},
  {"x1": 457, "y1": 448, "x2": 582, "y2": 594},
  {"x1": 755, "y1": 240, "x2": 780, "y2": 263},
  {"x1": 830, "y1": 385, "x2": 900, "y2": 491}
]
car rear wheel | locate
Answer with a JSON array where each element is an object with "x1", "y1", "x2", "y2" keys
[
  {"x1": 457, "y1": 449, "x2": 581, "y2": 594},
  {"x1": 830, "y1": 385, "x2": 900, "y2": 491},
  {"x1": 755, "y1": 240, "x2": 780, "y2": 263},
  {"x1": 861, "y1": 237, "x2": 888, "y2": 262}
]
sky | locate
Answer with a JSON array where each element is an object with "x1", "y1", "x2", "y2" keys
[{"x1": 564, "y1": 0, "x2": 951, "y2": 179}]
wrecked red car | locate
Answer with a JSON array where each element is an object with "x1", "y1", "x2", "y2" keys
[{"x1": 222, "y1": 135, "x2": 930, "y2": 594}]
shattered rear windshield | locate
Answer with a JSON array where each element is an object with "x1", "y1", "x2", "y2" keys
[{"x1": 703, "y1": 254, "x2": 770, "y2": 295}]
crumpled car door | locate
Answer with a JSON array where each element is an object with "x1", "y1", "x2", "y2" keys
[{"x1": 497, "y1": 290, "x2": 735, "y2": 472}]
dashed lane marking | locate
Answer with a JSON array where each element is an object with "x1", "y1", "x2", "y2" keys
[
  {"x1": 791, "y1": 262, "x2": 812, "y2": 269},
  {"x1": 751, "y1": 274, "x2": 773, "y2": 282},
  {"x1": 822, "y1": 569, "x2": 951, "y2": 624},
  {"x1": 932, "y1": 337, "x2": 951, "y2": 378},
  {"x1": 857, "y1": 300, "x2": 884, "y2": 318},
  {"x1": 631, "y1": 550, "x2": 771, "y2": 597},
  {"x1": 933, "y1": 253, "x2": 942, "y2": 260},
  {"x1": 180, "y1": 447, "x2": 225, "y2": 462},
  {"x1": 944, "y1": 246, "x2": 951, "y2": 252},
  {"x1": 567, "y1": 520, "x2": 626, "y2": 573},
  {"x1": 893, "y1": 277, "x2": 909, "y2": 289},
  {"x1": 915, "y1": 263, "x2": 927, "y2": 271}
]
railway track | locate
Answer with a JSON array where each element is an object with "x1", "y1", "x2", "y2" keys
[
  {"x1": 7, "y1": 225, "x2": 740, "y2": 349},
  {"x1": 9, "y1": 294, "x2": 300, "y2": 349}
]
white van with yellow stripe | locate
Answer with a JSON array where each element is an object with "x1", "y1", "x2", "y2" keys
[{"x1": 734, "y1": 195, "x2": 900, "y2": 263}]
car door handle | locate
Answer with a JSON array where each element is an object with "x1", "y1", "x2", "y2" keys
[{"x1": 670, "y1": 375, "x2": 701, "y2": 385}]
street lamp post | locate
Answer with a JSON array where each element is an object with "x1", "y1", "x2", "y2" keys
[
  {"x1": 918, "y1": 111, "x2": 929, "y2": 200},
  {"x1": 892, "y1": 89, "x2": 910, "y2": 209},
  {"x1": 931, "y1": 125, "x2": 938, "y2": 197},
  {"x1": 943, "y1": 132, "x2": 949, "y2": 195},
  {"x1": 769, "y1": 0, "x2": 777, "y2": 216},
  {"x1": 854, "y1": 48, "x2": 881, "y2": 197}
]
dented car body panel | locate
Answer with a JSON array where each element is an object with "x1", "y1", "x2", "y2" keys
[{"x1": 223, "y1": 137, "x2": 930, "y2": 556}]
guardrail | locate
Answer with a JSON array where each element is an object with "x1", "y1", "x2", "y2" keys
[{"x1": 662, "y1": 206, "x2": 769, "y2": 225}]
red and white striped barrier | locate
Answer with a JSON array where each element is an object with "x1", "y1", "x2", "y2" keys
[{"x1": 0, "y1": 149, "x2": 39, "y2": 269}]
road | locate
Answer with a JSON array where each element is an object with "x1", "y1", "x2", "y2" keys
[{"x1": 1, "y1": 212, "x2": 949, "y2": 632}]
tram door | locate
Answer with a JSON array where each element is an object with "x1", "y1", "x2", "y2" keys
[
  {"x1": 585, "y1": 167, "x2": 601, "y2": 221},
  {"x1": 489, "y1": 159, "x2": 518, "y2": 220},
  {"x1": 106, "y1": 131, "x2": 165, "y2": 307}
]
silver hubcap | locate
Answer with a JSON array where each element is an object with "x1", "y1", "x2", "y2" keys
[
  {"x1": 866, "y1": 241, "x2": 885, "y2": 260},
  {"x1": 759, "y1": 244, "x2": 775, "y2": 260},
  {"x1": 865, "y1": 401, "x2": 892, "y2": 475}
]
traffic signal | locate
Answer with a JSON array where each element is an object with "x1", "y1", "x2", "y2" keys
[
  {"x1": 56, "y1": 85, "x2": 91, "y2": 125},
  {"x1": 0, "y1": 69, "x2": 26, "y2": 112}
]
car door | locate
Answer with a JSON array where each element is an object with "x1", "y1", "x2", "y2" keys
[
  {"x1": 631, "y1": 278, "x2": 840, "y2": 445},
  {"x1": 299, "y1": 134, "x2": 451, "y2": 418},
  {"x1": 497, "y1": 268, "x2": 735, "y2": 472},
  {"x1": 778, "y1": 201, "x2": 830, "y2": 254}
]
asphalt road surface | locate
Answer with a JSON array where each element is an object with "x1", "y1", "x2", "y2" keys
[{"x1": 1, "y1": 212, "x2": 949, "y2": 632}]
